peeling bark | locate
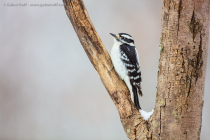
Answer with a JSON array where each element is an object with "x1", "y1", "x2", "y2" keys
[{"x1": 63, "y1": 0, "x2": 210, "y2": 139}]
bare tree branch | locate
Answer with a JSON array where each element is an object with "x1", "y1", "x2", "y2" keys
[
  {"x1": 63, "y1": 0, "x2": 149, "y2": 139},
  {"x1": 63, "y1": 0, "x2": 210, "y2": 139}
]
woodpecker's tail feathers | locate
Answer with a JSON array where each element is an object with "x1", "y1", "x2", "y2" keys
[{"x1": 132, "y1": 85, "x2": 141, "y2": 110}]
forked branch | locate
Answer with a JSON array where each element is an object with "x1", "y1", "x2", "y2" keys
[{"x1": 63, "y1": 0, "x2": 210, "y2": 140}]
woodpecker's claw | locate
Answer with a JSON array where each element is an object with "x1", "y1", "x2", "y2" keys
[{"x1": 109, "y1": 66, "x2": 114, "y2": 72}]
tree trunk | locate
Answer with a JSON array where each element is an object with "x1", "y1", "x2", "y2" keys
[
  {"x1": 151, "y1": 0, "x2": 209, "y2": 139},
  {"x1": 63, "y1": 0, "x2": 209, "y2": 139}
]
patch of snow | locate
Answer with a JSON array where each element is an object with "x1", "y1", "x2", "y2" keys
[{"x1": 139, "y1": 109, "x2": 154, "y2": 121}]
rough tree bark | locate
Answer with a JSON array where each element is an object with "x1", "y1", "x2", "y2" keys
[{"x1": 63, "y1": 0, "x2": 209, "y2": 139}]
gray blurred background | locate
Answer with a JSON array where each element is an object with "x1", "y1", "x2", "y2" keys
[{"x1": 0, "y1": 0, "x2": 209, "y2": 140}]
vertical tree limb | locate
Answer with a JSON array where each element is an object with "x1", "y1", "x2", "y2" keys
[
  {"x1": 63, "y1": 0, "x2": 210, "y2": 139},
  {"x1": 151, "y1": 0, "x2": 210, "y2": 139}
]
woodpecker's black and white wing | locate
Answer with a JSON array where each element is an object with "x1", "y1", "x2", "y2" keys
[{"x1": 120, "y1": 44, "x2": 142, "y2": 108}]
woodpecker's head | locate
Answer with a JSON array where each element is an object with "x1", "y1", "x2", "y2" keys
[{"x1": 110, "y1": 33, "x2": 134, "y2": 46}]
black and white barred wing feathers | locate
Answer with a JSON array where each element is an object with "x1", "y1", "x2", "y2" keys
[{"x1": 120, "y1": 44, "x2": 143, "y2": 96}]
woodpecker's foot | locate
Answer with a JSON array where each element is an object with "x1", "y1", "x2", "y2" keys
[{"x1": 109, "y1": 66, "x2": 114, "y2": 72}]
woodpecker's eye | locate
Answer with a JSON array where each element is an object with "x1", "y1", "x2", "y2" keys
[{"x1": 121, "y1": 37, "x2": 124, "y2": 39}]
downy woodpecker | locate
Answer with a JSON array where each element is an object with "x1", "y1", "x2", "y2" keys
[{"x1": 110, "y1": 33, "x2": 142, "y2": 110}]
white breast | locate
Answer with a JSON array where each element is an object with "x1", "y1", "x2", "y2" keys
[
  {"x1": 111, "y1": 42, "x2": 128, "y2": 80},
  {"x1": 110, "y1": 42, "x2": 134, "y2": 102}
]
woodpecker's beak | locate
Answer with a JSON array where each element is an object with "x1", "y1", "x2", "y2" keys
[{"x1": 110, "y1": 33, "x2": 119, "y2": 41}]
